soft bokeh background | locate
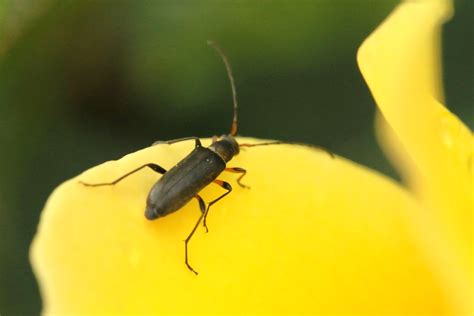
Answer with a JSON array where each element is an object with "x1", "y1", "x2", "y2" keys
[{"x1": 0, "y1": 0, "x2": 471, "y2": 314}]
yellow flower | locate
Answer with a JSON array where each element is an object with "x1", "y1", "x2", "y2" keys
[
  {"x1": 358, "y1": 0, "x2": 472, "y2": 312},
  {"x1": 31, "y1": 0, "x2": 472, "y2": 315}
]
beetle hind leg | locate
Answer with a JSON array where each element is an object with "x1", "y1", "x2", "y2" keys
[
  {"x1": 183, "y1": 195, "x2": 207, "y2": 275},
  {"x1": 79, "y1": 163, "x2": 167, "y2": 187}
]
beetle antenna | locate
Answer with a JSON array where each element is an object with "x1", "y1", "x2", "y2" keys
[
  {"x1": 207, "y1": 40, "x2": 238, "y2": 136},
  {"x1": 239, "y1": 141, "x2": 335, "y2": 158}
]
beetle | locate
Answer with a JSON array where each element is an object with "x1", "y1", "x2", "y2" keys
[{"x1": 80, "y1": 41, "x2": 332, "y2": 274}]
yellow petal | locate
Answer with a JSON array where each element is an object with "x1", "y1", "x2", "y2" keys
[
  {"x1": 358, "y1": 0, "x2": 472, "y2": 312},
  {"x1": 31, "y1": 138, "x2": 451, "y2": 314}
]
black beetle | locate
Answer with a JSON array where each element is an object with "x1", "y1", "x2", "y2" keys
[{"x1": 80, "y1": 41, "x2": 332, "y2": 274}]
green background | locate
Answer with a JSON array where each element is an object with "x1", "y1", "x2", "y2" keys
[{"x1": 0, "y1": 0, "x2": 472, "y2": 314}]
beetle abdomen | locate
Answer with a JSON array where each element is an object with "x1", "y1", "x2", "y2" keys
[{"x1": 145, "y1": 146, "x2": 226, "y2": 220}]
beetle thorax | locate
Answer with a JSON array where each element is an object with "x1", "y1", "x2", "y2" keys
[{"x1": 209, "y1": 134, "x2": 239, "y2": 162}]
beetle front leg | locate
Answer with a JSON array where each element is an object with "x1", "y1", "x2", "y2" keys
[{"x1": 225, "y1": 167, "x2": 249, "y2": 189}]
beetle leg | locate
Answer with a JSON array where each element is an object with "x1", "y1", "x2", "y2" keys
[
  {"x1": 202, "y1": 180, "x2": 232, "y2": 232},
  {"x1": 225, "y1": 167, "x2": 249, "y2": 189},
  {"x1": 79, "y1": 163, "x2": 167, "y2": 187},
  {"x1": 183, "y1": 195, "x2": 207, "y2": 275},
  {"x1": 195, "y1": 195, "x2": 206, "y2": 214},
  {"x1": 152, "y1": 137, "x2": 201, "y2": 148}
]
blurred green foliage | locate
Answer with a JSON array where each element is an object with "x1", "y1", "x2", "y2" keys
[{"x1": 0, "y1": 0, "x2": 471, "y2": 314}]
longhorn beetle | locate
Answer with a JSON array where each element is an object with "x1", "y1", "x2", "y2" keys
[{"x1": 80, "y1": 41, "x2": 332, "y2": 274}]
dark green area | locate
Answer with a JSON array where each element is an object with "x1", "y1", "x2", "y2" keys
[{"x1": 0, "y1": 1, "x2": 471, "y2": 314}]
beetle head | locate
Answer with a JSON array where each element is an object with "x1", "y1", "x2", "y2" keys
[{"x1": 209, "y1": 134, "x2": 240, "y2": 162}]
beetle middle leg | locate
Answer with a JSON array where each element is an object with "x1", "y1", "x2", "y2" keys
[
  {"x1": 79, "y1": 163, "x2": 167, "y2": 187},
  {"x1": 202, "y1": 179, "x2": 232, "y2": 232},
  {"x1": 184, "y1": 182, "x2": 232, "y2": 274},
  {"x1": 184, "y1": 195, "x2": 207, "y2": 275},
  {"x1": 225, "y1": 167, "x2": 249, "y2": 188}
]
